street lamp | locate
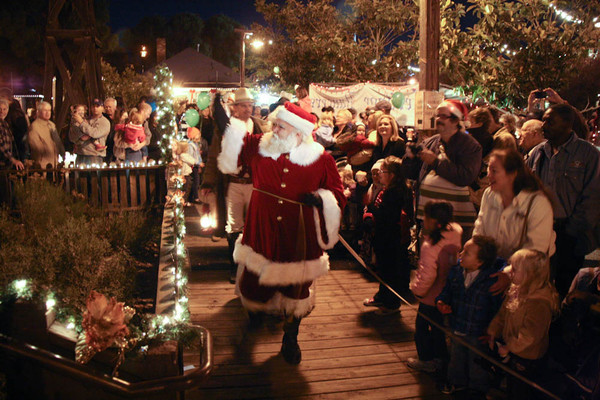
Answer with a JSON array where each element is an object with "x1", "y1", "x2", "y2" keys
[
  {"x1": 140, "y1": 45, "x2": 147, "y2": 73},
  {"x1": 234, "y1": 29, "x2": 252, "y2": 87}
]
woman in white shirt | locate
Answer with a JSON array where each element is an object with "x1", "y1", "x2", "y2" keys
[{"x1": 473, "y1": 149, "x2": 555, "y2": 260}]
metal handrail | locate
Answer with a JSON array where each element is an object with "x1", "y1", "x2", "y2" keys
[{"x1": 0, "y1": 324, "x2": 212, "y2": 398}]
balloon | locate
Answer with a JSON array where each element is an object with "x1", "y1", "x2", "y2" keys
[
  {"x1": 273, "y1": 66, "x2": 280, "y2": 74},
  {"x1": 185, "y1": 109, "x2": 200, "y2": 127},
  {"x1": 391, "y1": 92, "x2": 405, "y2": 109},
  {"x1": 197, "y1": 92, "x2": 211, "y2": 110},
  {"x1": 148, "y1": 101, "x2": 157, "y2": 112}
]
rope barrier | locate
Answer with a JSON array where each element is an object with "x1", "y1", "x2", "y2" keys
[{"x1": 337, "y1": 234, "x2": 562, "y2": 400}]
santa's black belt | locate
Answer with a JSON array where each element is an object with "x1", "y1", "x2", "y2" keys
[{"x1": 228, "y1": 175, "x2": 252, "y2": 184}]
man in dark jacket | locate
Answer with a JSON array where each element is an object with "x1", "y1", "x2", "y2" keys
[
  {"x1": 0, "y1": 89, "x2": 29, "y2": 161},
  {"x1": 403, "y1": 100, "x2": 482, "y2": 241}
]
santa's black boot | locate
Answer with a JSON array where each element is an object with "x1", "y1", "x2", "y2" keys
[
  {"x1": 227, "y1": 232, "x2": 241, "y2": 284},
  {"x1": 281, "y1": 316, "x2": 302, "y2": 364}
]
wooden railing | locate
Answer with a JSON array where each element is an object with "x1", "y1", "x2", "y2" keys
[{"x1": 1, "y1": 164, "x2": 168, "y2": 211}]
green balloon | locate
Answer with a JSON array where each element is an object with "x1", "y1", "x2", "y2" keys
[
  {"x1": 273, "y1": 66, "x2": 280, "y2": 74},
  {"x1": 185, "y1": 109, "x2": 200, "y2": 128},
  {"x1": 197, "y1": 92, "x2": 211, "y2": 110},
  {"x1": 391, "y1": 92, "x2": 405, "y2": 109}
]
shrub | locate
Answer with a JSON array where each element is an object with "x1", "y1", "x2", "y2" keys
[{"x1": 0, "y1": 180, "x2": 150, "y2": 319}]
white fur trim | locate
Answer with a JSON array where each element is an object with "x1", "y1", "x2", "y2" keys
[
  {"x1": 289, "y1": 140, "x2": 323, "y2": 166},
  {"x1": 217, "y1": 118, "x2": 246, "y2": 174},
  {"x1": 233, "y1": 240, "x2": 329, "y2": 286},
  {"x1": 313, "y1": 188, "x2": 342, "y2": 249},
  {"x1": 258, "y1": 133, "x2": 324, "y2": 166},
  {"x1": 237, "y1": 288, "x2": 316, "y2": 318},
  {"x1": 275, "y1": 108, "x2": 315, "y2": 135}
]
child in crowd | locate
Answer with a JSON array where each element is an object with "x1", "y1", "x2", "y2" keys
[
  {"x1": 363, "y1": 156, "x2": 413, "y2": 315},
  {"x1": 487, "y1": 249, "x2": 558, "y2": 400},
  {"x1": 359, "y1": 159, "x2": 385, "y2": 264},
  {"x1": 69, "y1": 104, "x2": 107, "y2": 151},
  {"x1": 436, "y1": 235, "x2": 504, "y2": 398},
  {"x1": 314, "y1": 108, "x2": 335, "y2": 149},
  {"x1": 339, "y1": 164, "x2": 358, "y2": 230},
  {"x1": 116, "y1": 111, "x2": 147, "y2": 163},
  {"x1": 185, "y1": 126, "x2": 204, "y2": 204},
  {"x1": 408, "y1": 201, "x2": 462, "y2": 373}
]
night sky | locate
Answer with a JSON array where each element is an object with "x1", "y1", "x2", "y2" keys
[{"x1": 109, "y1": 0, "x2": 287, "y2": 30}]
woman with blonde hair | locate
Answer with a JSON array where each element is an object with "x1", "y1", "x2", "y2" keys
[{"x1": 371, "y1": 114, "x2": 405, "y2": 162}]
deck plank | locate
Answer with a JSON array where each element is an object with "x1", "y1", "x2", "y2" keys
[{"x1": 184, "y1": 208, "x2": 448, "y2": 399}]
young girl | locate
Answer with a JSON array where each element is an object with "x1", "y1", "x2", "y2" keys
[
  {"x1": 487, "y1": 249, "x2": 559, "y2": 399},
  {"x1": 407, "y1": 201, "x2": 462, "y2": 373},
  {"x1": 363, "y1": 155, "x2": 413, "y2": 315},
  {"x1": 116, "y1": 111, "x2": 147, "y2": 163}
]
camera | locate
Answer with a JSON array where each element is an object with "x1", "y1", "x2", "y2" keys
[
  {"x1": 408, "y1": 143, "x2": 423, "y2": 155},
  {"x1": 534, "y1": 90, "x2": 547, "y2": 99}
]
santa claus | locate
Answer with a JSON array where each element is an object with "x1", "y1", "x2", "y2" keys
[{"x1": 217, "y1": 101, "x2": 346, "y2": 364}]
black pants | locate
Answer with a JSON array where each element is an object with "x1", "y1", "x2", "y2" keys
[
  {"x1": 506, "y1": 354, "x2": 546, "y2": 400},
  {"x1": 372, "y1": 246, "x2": 409, "y2": 309},
  {"x1": 551, "y1": 223, "x2": 584, "y2": 298},
  {"x1": 415, "y1": 303, "x2": 448, "y2": 361}
]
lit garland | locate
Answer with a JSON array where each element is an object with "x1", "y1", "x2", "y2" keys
[
  {"x1": 154, "y1": 163, "x2": 191, "y2": 328},
  {"x1": 1, "y1": 163, "x2": 197, "y2": 360},
  {"x1": 154, "y1": 64, "x2": 180, "y2": 164}
]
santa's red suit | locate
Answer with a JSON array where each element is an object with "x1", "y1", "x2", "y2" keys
[{"x1": 217, "y1": 115, "x2": 346, "y2": 318}]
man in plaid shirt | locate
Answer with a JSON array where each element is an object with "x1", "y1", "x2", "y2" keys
[
  {"x1": 436, "y1": 235, "x2": 504, "y2": 397},
  {"x1": 0, "y1": 98, "x2": 24, "y2": 205}
]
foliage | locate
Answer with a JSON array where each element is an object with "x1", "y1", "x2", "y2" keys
[
  {"x1": 0, "y1": 180, "x2": 161, "y2": 319},
  {"x1": 154, "y1": 65, "x2": 178, "y2": 163},
  {"x1": 253, "y1": 0, "x2": 600, "y2": 110},
  {"x1": 252, "y1": 0, "x2": 419, "y2": 87},
  {"x1": 121, "y1": 13, "x2": 242, "y2": 71},
  {"x1": 440, "y1": 0, "x2": 600, "y2": 108},
  {"x1": 101, "y1": 61, "x2": 154, "y2": 110},
  {"x1": 200, "y1": 15, "x2": 244, "y2": 69}
]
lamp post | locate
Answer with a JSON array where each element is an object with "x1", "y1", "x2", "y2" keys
[
  {"x1": 140, "y1": 45, "x2": 147, "y2": 73},
  {"x1": 234, "y1": 29, "x2": 253, "y2": 87}
]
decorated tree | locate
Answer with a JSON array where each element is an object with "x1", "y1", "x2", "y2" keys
[{"x1": 153, "y1": 65, "x2": 178, "y2": 163}]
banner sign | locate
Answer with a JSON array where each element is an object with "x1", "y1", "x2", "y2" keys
[{"x1": 309, "y1": 82, "x2": 419, "y2": 126}]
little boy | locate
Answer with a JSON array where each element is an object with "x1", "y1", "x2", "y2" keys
[{"x1": 436, "y1": 235, "x2": 504, "y2": 398}]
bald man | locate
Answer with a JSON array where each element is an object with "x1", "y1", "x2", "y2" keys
[{"x1": 518, "y1": 119, "x2": 545, "y2": 160}]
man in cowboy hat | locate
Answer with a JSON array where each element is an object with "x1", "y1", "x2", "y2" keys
[
  {"x1": 202, "y1": 87, "x2": 265, "y2": 283},
  {"x1": 217, "y1": 101, "x2": 345, "y2": 364}
]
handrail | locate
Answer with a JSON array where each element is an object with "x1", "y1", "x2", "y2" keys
[
  {"x1": 1, "y1": 164, "x2": 168, "y2": 211},
  {"x1": 0, "y1": 324, "x2": 212, "y2": 398}
]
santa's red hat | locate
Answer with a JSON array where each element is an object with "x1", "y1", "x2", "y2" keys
[
  {"x1": 275, "y1": 102, "x2": 317, "y2": 135},
  {"x1": 437, "y1": 100, "x2": 468, "y2": 121}
]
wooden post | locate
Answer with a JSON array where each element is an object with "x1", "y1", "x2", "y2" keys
[
  {"x1": 44, "y1": 0, "x2": 104, "y2": 132},
  {"x1": 419, "y1": 0, "x2": 440, "y2": 91}
]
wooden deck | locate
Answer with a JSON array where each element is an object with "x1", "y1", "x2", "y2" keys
[{"x1": 183, "y1": 205, "x2": 449, "y2": 400}]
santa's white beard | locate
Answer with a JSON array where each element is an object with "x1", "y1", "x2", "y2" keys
[{"x1": 262, "y1": 131, "x2": 299, "y2": 155}]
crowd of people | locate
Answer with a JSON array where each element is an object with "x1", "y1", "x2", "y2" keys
[
  {"x1": 1, "y1": 83, "x2": 599, "y2": 396},
  {"x1": 0, "y1": 92, "x2": 166, "y2": 171},
  {"x1": 190, "y1": 86, "x2": 598, "y2": 397}
]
